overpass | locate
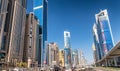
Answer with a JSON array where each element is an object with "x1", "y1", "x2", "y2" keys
[{"x1": 96, "y1": 41, "x2": 120, "y2": 67}]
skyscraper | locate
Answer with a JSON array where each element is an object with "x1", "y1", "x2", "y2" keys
[
  {"x1": 7, "y1": 0, "x2": 26, "y2": 64},
  {"x1": 78, "y1": 50, "x2": 86, "y2": 67},
  {"x1": 92, "y1": 43, "x2": 98, "y2": 65},
  {"x1": 0, "y1": 0, "x2": 26, "y2": 66},
  {"x1": 0, "y1": 0, "x2": 8, "y2": 59},
  {"x1": 47, "y1": 42, "x2": 59, "y2": 66},
  {"x1": 64, "y1": 31, "x2": 71, "y2": 48},
  {"x1": 94, "y1": 9, "x2": 114, "y2": 57},
  {"x1": 33, "y1": 0, "x2": 48, "y2": 65},
  {"x1": 93, "y1": 24, "x2": 102, "y2": 60},
  {"x1": 72, "y1": 49, "x2": 79, "y2": 67},
  {"x1": 64, "y1": 48, "x2": 72, "y2": 68},
  {"x1": 64, "y1": 31, "x2": 72, "y2": 69},
  {"x1": 23, "y1": 13, "x2": 40, "y2": 67}
]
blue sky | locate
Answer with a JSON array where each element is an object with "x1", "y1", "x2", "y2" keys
[{"x1": 48, "y1": 0, "x2": 120, "y2": 63}]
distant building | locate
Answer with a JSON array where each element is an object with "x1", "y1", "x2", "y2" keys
[
  {"x1": 78, "y1": 50, "x2": 86, "y2": 67},
  {"x1": 64, "y1": 31, "x2": 72, "y2": 68},
  {"x1": 64, "y1": 31, "x2": 71, "y2": 48},
  {"x1": 64, "y1": 48, "x2": 72, "y2": 68},
  {"x1": 59, "y1": 49, "x2": 65, "y2": 67},
  {"x1": 47, "y1": 42, "x2": 59, "y2": 66},
  {"x1": 72, "y1": 49, "x2": 79, "y2": 67},
  {"x1": 95, "y1": 9, "x2": 114, "y2": 57},
  {"x1": 92, "y1": 43, "x2": 98, "y2": 65},
  {"x1": 23, "y1": 13, "x2": 40, "y2": 67}
]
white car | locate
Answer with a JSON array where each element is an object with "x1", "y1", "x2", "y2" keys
[
  {"x1": 40, "y1": 67, "x2": 47, "y2": 71},
  {"x1": 49, "y1": 66, "x2": 54, "y2": 70},
  {"x1": 65, "y1": 68, "x2": 72, "y2": 71},
  {"x1": 13, "y1": 68, "x2": 19, "y2": 71},
  {"x1": 81, "y1": 67, "x2": 85, "y2": 70}
]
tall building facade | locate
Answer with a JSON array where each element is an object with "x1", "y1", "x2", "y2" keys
[
  {"x1": 64, "y1": 31, "x2": 72, "y2": 69},
  {"x1": 59, "y1": 49, "x2": 65, "y2": 67},
  {"x1": 33, "y1": 0, "x2": 48, "y2": 65},
  {"x1": 92, "y1": 43, "x2": 98, "y2": 65},
  {"x1": 0, "y1": 0, "x2": 26, "y2": 66},
  {"x1": 78, "y1": 50, "x2": 86, "y2": 66},
  {"x1": 64, "y1": 48, "x2": 72, "y2": 68},
  {"x1": 94, "y1": 9, "x2": 114, "y2": 58},
  {"x1": 23, "y1": 13, "x2": 40, "y2": 67},
  {"x1": 0, "y1": 0, "x2": 8, "y2": 59},
  {"x1": 6, "y1": 0, "x2": 26, "y2": 64},
  {"x1": 72, "y1": 49, "x2": 79, "y2": 67},
  {"x1": 64, "y1": 31, "x2": 71, "y2": 48},
  {"x1": 47, "y1": 42, "x2": 59, "y2": 66},
  {"x1": 93, "y1": 24, "x2": 102, "y2": 61}
]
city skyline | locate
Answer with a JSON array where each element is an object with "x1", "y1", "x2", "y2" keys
[
  {"x1": 48, "y1": 0, "x2": 120, "y2": 64},
  {"x1": 0, "y1": 0, "x2": 120, "y2": 70}
]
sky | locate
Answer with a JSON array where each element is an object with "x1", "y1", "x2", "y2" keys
[{"x1": 48, "y1": 0, "x2": 120, "y2": 63}]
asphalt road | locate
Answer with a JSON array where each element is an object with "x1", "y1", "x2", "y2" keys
[{"x1": 77, "y1": 68, "x2": 95, "y2": 71}]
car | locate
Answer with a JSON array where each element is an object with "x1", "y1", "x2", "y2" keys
[
  {"x1": 81, "y1": 67, "x2": 85, "y2": 70},
  {"x1": 40, "y1": 66, "x2": 47, "y2": 71},
  {"x1": 65, "y1": 68, "x2": 72, "y2": 71},
  {"x1": 12, "y1": 67, "x2": 19, "y2": 71},
  {"x1": 54, "y1": 66, "x2": 61, "y2": 71},
  {"x1": 49, "y1": 66, "x2": 54, "y2": 71}
]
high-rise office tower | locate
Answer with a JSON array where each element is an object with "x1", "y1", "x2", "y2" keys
[
  {"x1": 72, "y1": 49, "x2": 79, "y2": 67},
  {"x1": 47, "y1": 42, "x2": 59, "y2": 66},
  {"x1": 64, "y1": 31, "x2": 71, "y2": 48},
  {"x1": 92, "y1": 43, "x2": 98, "y2": 65},
  {"x1": 0, "y1": 0, "x2": 8, "y2": 59},
  {"x1": 93, "y1": 24, "x2": 102, "y2": 61},
  {"x1": 33, "y1": 0, "x2": 48, "y2": 65},
  {"x1": 94, "y1": 9, "x2": 114, "y2": 56},
  {"x1": 23, "y1": 13, "x2": 40, "y2": 67},
  {"x1": 78, "y1": 49, "x2": 86, "y2": 66},
  {"x1": 0, "y1": 0, "x2": 26, "y2": 66},
  {"x1": 64, "y1": 31, "x2": 72, "y2": 69},
  {"x1": 4, "y1": 0, "x2": 26, "y2": 63},
  {"x1": 64, "y1": 48, "x2": 72, "y2": 68}
]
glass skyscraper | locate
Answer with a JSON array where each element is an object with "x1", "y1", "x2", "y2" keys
[
  {"x1": 64, "y1": 48, "x2": 72, "y2": 69},
  {"x1": 72, "y1": 49, "x2": 79, "y2": 67},
  {"x1": 33, "y1": 0, "x2": 48, "y2": 65},
  {"x1": 93, "y1": 24, "x2": 102, "y2": 61},
  {"x1": 64, "y1": 31, "x2": 71, "y2": 48},
  {"x1": 64, "y1": 31, "x2": 72, "y2": 69},
  {"x1": 93, "y1": 9, "x2": 114, "y2": 59}
]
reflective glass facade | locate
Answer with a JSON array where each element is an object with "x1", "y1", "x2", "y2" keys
[
  {"x1": 64, "y1": 48, "x2": 72, "y2": 69},
  {"x1": 94, "y1": 9, "x2": 114, "y2": 58},
  {"x1": 93, "y1": 24, "x2": 102, "y2": 60},
  {"x1": 64, "y1": 31, "x2": 71, "y2": 48},
  {"x1": 72, "y1": 50, "x2": 78, "y2": 67},
  {"x1": 33, "y1": 0, "x2": 48, "y2": 65}
]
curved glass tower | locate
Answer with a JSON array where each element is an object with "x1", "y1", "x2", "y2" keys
[{"x1": 94, "y1": 9, "x2": 114, "y2": 57}]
